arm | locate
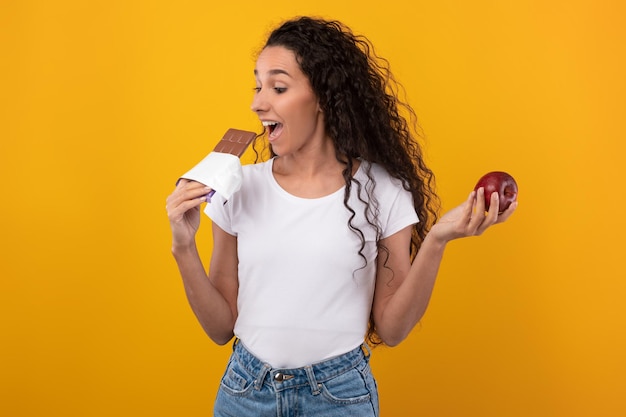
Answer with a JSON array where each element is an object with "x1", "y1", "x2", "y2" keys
[
  {"x1": 166, "y1": 179, "x2": 239, "y2": 345},
  {"x1": 372, "y1": 188, "x2": 517, "y2": 346}
]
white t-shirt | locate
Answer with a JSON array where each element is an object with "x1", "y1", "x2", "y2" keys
[{"x1": 206, "y1": 158, "x2": 418, "y2": 368}]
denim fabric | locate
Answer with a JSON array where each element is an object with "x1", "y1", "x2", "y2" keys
[{"x1": 214, "y1": 341, "x2": 379, "y2": 417}]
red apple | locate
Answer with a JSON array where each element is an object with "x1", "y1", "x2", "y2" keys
[{"x1": 474, "y1": 171, "x2": 518, "y2": 213}]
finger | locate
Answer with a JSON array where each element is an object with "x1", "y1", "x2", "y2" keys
[
  {"x1": 486, "y1": 192, "x2": 500, "y2": 221},
  {"x1": 175, "y1": 178, "x2": 211, "y2": 194},
  {"x1": 168, "y1": 179, "x2": 194, "y2": 208},
  {"x1": 466, "y1": 188, "x2": 487, "y2": 233},
  {"x1": 468, "y1": 190, "x2": 499, "y2": 235},
  {"x1": 473, "y1": 187, "x2": 486, "y2": 214},
  {"x1": 460, "y1": 189, "x2": 474, "y2": 209},
  {"x1": 167, "y1": 195, "x2": 207, "y2": 221},
  {"x1": 457, "y1": 190, "x2": 476, "y2": 227},
  {"x1": 170, "y1": 183, "x2": 212, "y2": 205},
  {"x1": 179, "y1": 179, "x2": 209, "y2": 191},
  {"x1": 474, "y1": 192, "x2": 499, "y2": 234},
  {"x1": 496, "y1": 200, "x2": 518, "y2": 223},
  {"x1": 166, "y1": 183, "x2": 210, "y2": 211}
]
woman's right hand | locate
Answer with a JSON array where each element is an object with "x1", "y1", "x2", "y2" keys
[{"x1": 165, "y1": 179, "x2": 212, "y2": 248}]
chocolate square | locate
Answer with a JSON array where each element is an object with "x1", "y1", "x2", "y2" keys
[{"x1": 212, "y1": 128, "x2": 257, "y2": 157}]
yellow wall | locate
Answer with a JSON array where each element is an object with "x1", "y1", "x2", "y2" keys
[{"x1": 1, "y1": 1, "x2": 625, "y2": 416}]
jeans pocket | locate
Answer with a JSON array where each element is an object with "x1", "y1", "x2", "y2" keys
[
  {"x1": 319, "y1": 367, "x2": 372, "y2": 405},
  {"x1": 219, "y1": 357, "x2": 256, "y2": 397}
]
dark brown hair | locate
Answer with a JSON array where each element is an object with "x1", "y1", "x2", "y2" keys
[{"x1": 260, "y1": 16, "x2": 440, "y2": 346}]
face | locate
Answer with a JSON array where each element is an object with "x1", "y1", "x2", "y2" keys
[{"x1": 251, "y1": 46, "x2": 325, "y2": 156}]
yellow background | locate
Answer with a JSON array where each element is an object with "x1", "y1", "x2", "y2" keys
[{"x1": 1, "y1": 0, "x2": 625, "y2": 416}]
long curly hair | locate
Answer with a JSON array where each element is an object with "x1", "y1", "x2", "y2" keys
[{"x1": 255, "y1": 16, "x2": 440, "y2": 346}]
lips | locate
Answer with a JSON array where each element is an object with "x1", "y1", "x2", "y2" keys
[{"x1": 262, "y1": 121, "x2": 283, "y2": 139}]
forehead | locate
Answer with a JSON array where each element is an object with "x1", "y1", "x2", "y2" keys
[{"x1": 254, "y1": 46, "x2": 302, "y2": 76}]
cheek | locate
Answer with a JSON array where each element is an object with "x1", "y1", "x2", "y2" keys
[{"x1": 294, "y1": 96, "x2": 321, "y2": 121}]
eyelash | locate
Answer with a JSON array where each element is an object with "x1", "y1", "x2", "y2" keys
[{"x1": 253, "y1": 87, "x2": 287, "y2": 94}]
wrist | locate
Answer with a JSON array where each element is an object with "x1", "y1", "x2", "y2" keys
[
  {"x1": 171, "y1": 241, "x2": 199, "y2": 258},
  {"x1": 423, "y1": 229, "x2": 448, "y2": 251}
]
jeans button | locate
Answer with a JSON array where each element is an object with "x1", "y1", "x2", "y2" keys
[{"x1": 273, "y1": 372, "x2": 293, "y2": 382}]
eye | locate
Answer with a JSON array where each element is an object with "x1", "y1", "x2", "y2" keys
[
  {"x1": 273, "y1": 87, "x2": 287, "y2": 94},
  {"x1": 253, "y1": 87, "x2": 261, "y2": 93}
]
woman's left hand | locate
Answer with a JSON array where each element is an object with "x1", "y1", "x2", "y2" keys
[{"x1": 429, "y1": 187, "x2": 517, "y2": 244}]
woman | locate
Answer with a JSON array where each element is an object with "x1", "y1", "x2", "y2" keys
[{"x1": 166, "y1": 16, "x2": 516, "y2": 417}]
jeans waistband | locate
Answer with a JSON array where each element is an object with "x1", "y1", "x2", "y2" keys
[{"x1": 232, "y1": 339, "x2": 371, "y2": 394}]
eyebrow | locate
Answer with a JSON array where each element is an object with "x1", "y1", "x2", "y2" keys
[{"x1": 254, "y1": 69, "x2": 292, "y2": 77}]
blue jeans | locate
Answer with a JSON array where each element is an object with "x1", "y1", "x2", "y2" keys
[{"x1": 214, "y1": 340, "x2": 379, "y2": 417}]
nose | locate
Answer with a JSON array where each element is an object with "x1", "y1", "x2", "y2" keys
[{"x1": 250, "y1": 88, "x2": 269, "y2": 113}]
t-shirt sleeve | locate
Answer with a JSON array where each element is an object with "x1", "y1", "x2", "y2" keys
[
  {"x1": 382, "y1": 185, "x2": 419, "y2": 239},
  {"x1": 203, "y1": 192, "x2": 236, "y2": 236}
]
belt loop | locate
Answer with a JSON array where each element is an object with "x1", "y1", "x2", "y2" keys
[
  {"x1": 305, "y1": 366, "x2": 321, "y2": 395},
  {"x1": 361, "y1": 343, "x2": 372, "y2": 362},
  {"x1": 254, "y1": 363, "x2": 271, "y2": 391}
]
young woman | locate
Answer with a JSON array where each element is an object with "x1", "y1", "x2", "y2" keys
[{"x1": 166, "y1": 16, "x2": 516, "y2": 417}]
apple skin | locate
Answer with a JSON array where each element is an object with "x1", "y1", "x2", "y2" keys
[{"x1": 474, "y1": 171, "x2": 518, "y2": 213}]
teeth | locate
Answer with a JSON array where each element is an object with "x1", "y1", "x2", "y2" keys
[{"x1": 262, "y1": 121, "x2": 278, "y2": 127}]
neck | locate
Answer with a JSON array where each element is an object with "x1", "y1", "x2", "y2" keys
[
  {"x1": 274, "y1": 141, "x2": 344, "y2": 179},
  {"x1": 271, "y1": 141, "x2": 357, "y2": 199}
]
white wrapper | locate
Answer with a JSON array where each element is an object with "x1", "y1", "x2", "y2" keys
[{"x1": 179, "y1": 152, "x2": 243, "y2": 200}]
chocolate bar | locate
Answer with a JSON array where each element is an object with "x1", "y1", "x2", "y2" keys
[
  {"x1": 176, "y1": 129, "x2": 257, "y2": 201},
  {"x1": 204, "y1": 128, "x2": 256, "y2": 201},
  {"x1": 213, "y1": 128, "x2": 257, "y2": 156}
]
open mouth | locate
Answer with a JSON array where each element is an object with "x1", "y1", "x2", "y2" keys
[{"x1": 262, "y1": 121, "x2": 283, "y2": 138}]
